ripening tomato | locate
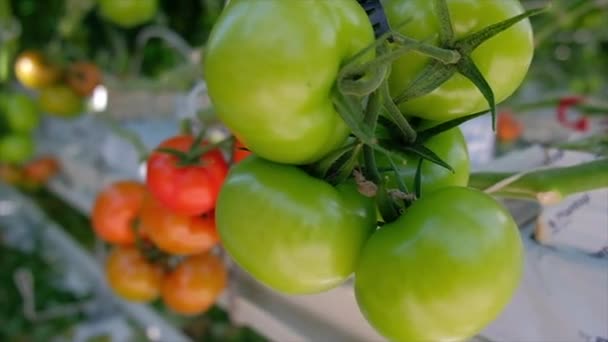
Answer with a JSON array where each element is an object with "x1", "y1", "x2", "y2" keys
[
  {"x1": 146, "y1": 135, "x2": 229, "y2": 216},
  {"x1": 22, "y1": 156, "x2": 60, "y2": 185},
  {"x1": 13, "y1": 51, "x2": 61, "y2": 90},
  {"x1": 38, "y1": 86, "x2": 84, "y2": 118},
  {"x1": 355, "y1": 187, "x2": 523, "y2": 342},
  {"x1": 92, "y1": 181, "x2": 146, "y2": 245},
  {"x1": 161, "y1": 252, "x2": 227, "y2": 315},
  {"x1": 105, "y1": 246, "x2": 163, "y2": 302},
  {"x1": 383, "y1": 0, "x2": 534, "y2": 120},
  {"x1": 66, "y1": 61, "x2": 103, "y2": 97},
  {"x1": 139, "y1": 195, "x2": 219, "y2": 255}
]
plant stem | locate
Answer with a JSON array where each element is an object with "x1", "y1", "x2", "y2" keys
[
  {"x1": 363, "y1": 91, "x2": 382, "y2": 184},
  {"x1": 469, "y1": 158, "x2": 608, "y2": 204},
  {"x1": 392, "y1": 33, "x2": 460, "y2": 64}
]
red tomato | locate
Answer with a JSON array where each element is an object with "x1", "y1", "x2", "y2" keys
[
  {"x1": 92, "y1": 181, "x2": 146, "y2": 245},
  {"x1": 232, "y1": 139, "x2": 252, "y2": 163},
  {"x1": 22, "y1": 156, "x2": 61, "y2": 185},
  {"x1": 146, "y1": 135, "x2": 229, "y2": 216},
  {"x1": 140, "y1": 195, "x2": 219, "y2": 255},
  {"x1": 161, "y1": 252, "x2": 227, "y2": 315}
]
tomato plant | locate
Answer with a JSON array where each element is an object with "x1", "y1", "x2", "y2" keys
[
  {"x1": 383, "y1": 0, "x2": 534, "y2": 120},
  {"x1": 38, "y1": 86, "x2": 83, "y2": 118},
  {"x1": 216, "y1": 156, "x2": 376, "y2": 294},
  {"x1": 65, "y1": 61, "x2": 102, "y2": 97},
  {"x1": 98, "y1": 0, "x2": 159, "y2": 28},
  {"x1": 140, "y1": 195, "x2": 219, "y2": 255},
  {"x1": 205, "y1": 0, "x2": 375, "y2": 164},
  {"x1": 376, "y1": 124, "x2": 469, "y2": 196},
  {"x1": 0, "y1": 93, "x2": 40, "y2": 133},
  {"x1": 91, "y1": 181, "x2": 146, "y2": 245},
  {"x1": 146, "y1": 135, "x2": 229, "y2": 216},
  {"x1": 0, "y1": 134, "x2": 34, "y2": 164},
  {"x1": 105, "y1": 246, "x2": 163, "y2": 302},
  {"x1": 13, "y1": 51, "x2": 61, "y2": 90},
  {"x1": 355, "y1": 187, "x2": 523, "y2": 342},
  {"x1": 161, "y1": 253, "x2": 227, "y2": 315}
]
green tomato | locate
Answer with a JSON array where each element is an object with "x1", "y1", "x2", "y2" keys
[
  {"x1": 377, "y1": 125, "x2": 469, "y2": 196},
  {"x1": 216, "y1": 156, "x2": 376, "y2": 294},
  {"x1": 383, "y1": 0, "x2": 534, "y2": 120},
  {"x1": 355, "y1": 187, "x2": 523, "y2": 342},
  {"x1": 1, "y1": 93, "x2": 40, "y2": 133},
  {"x1": 205, "y1": 0, "x2": 374, "y2": 164},
  {"x1": 0, "y1": 134, "x2": 35, "y2": 164},
  {"x1": 98, "y1": 0, "x2": 158, "y2": 28},
  {"x1": 38, "y1": 86, "x2": 84, "y2": 118}
]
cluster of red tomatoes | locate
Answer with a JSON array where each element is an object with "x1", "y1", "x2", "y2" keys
[
  {"x1": 198, "y1": 0, "x2": 537, "y2": 341},
  {"x1": 13, "y1": 50, "x2": 102, "y2": 118},
  {"x1": 92, "y1": 134, "x2": 250, "y2": 315}
]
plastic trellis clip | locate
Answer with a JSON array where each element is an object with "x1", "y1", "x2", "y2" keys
[{"x1": 356, "y1": 0, "x2": 391, "y2": 39}]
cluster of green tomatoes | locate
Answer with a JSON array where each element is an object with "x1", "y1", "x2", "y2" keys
[{"x1": 203, "y1": 0, "x2": 536, "y2": 340}]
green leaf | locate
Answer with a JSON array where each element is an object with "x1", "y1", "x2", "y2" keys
[
  {"x1": 332, "y1": 89, "x2": 376, "y2": 145},
  {"x1": 393, "y1": 60, "x2": 457, "y2": 105},
  {"x1": 414, "y1": 158, "x2": 423, "y2": 198},
  {"x1": 312, "y1": 142, "x2": 358, "y2": 180},
  {"x1": 456, "y1": 55, "x2": 496, "y2": 130},
  {"x1": 456, "y1": 7, "x2": 547, "y2": 54},
  {"x1": 415, "y1": 109, "x2": 488, "y2": 143},
  {"x1": 402, "y1": 145, "x2": 454, "y2": 173}
]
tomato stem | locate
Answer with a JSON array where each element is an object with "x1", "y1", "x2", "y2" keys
[{"x1": 469, "y1": 158, "x2": 608, "y2": 205}]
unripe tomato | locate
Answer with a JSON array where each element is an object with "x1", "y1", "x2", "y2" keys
[
  {"x1": 98, "y1": 0, "x2": 159, "y2": 28},
  {"x1": 383, "y1": 0, "x2": 534, "y2": 120},
  {"x1": 161, "y1": 253, "x2": 227, "y2": 315},
  {"x1": 0, "y1": 134, "x2": 34, "y2": 164},
  {"x1": 105, "y1": 246, "x2": 163, "y2": 302},
  {"x1": 355, "y1": 187, "x2": 523, "y2": 342}
]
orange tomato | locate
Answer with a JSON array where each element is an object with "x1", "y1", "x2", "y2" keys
[
  {"x1": 497, "y1": 111, "x2": 523, "y2": 142},
  {"x1": 66, "y1": 61, "x2": 103, "y2": 97},
  {"x1": 92, "y1": 181, "x2": 146, "y2": 245},
  {"x1": 140, "y1": 195, "x2": 219, "y2": 255},
  {"x1": 161, "y1": 253, "x2": 227, "y2": 315},
  {"x1": 22, "y1": 156, "x2": 60, "y2": 185},
  {"x1": 105, "y1": 246, "x2": 163, "y2": 302}
]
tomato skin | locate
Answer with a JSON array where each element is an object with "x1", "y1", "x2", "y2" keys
[
  {"x1": 216, "y1": 156, "x2": 376, "y2": 294},
  {"x1": 92, "y1": 181, "x2": 146, "y2": 245},
  {"x1": 355, "y1": 187, "x2": 523, "y2": 342},
  {"x1": 383, "y1": 0, "x2": 534, "y2": 120},
  {"x1": 98, "y1": 0, "x2": 158, "y2": 28},
  {"x1": 146, "y1": 135, "x2": 229, "y2": 216},
  {"x1": 66, "y1": 61, "x2": 103, "y2": 97},
  {"x1": 0, "y1": 134, "x2": 34, "y2": 164},
  {"x1": 13, "y1": 51, "x2": 61, "y2": 90},
  {"x1": 376, "y1": 125, "x2": 470, "y2": 196},
  {"x1": 105, "y1": 246, "x2": 163, "y2": 302},
  {"x1": 232, "y1": 139, "x2": 251, "y2": 163},
  {"x1": 205, "y1": 0, "x2": 375, "y2": 164},
  {"x1": 1, "y1": 93, "x2": 40, "y2": 133},
  {"x1": 140, "y1": 195, "x2": 219, "y2": 255},
  {"x1": 38, "y1": 86, "x2": 84, "y2": 118},
  {"x1": 161, "y1": 253, "x2": 227, "y2": 315}
]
